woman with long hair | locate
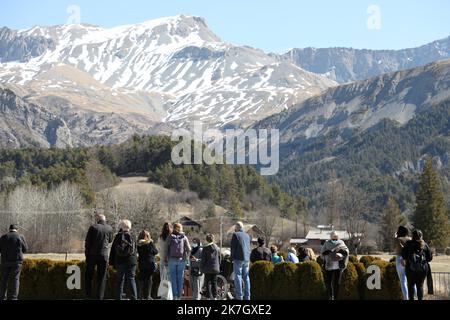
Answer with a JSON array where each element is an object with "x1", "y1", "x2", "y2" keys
[
  {"x1": 394, "y1": 226, "x2": 413, "y2": 300},
  {"x1": 167, "y1": 223, "x2": 191, "y2": 300},
  {"x1": 137, "y1": 230, "x2": 158, "y2": 300},
  {"x1": 158, "y1": 222, "x2": 173, "y2": 276},
  {"x1": 401, "y1": 229, "x2": 433, "y2": 300}
]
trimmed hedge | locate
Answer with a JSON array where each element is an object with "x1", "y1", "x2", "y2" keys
[
  {"x1": 271, "y1": 262, "x2": 298, "y2": 300},
  {"x1": 249, "y1": 256, "x2": 402, "y2": 300},
  {"x1": 249, "y1": 261, "x2": 274, "y2": 300},
  {"x1": 338, "y1": 262, "x2": 360, "y2": 300},
  {"x1": 296, "y1": 261, "x2": 327, "y2": 300},
  {"x1": 364, "y1": 260, "x2": 401, "y2": 300},
  {"x1": 0, "y1": 256, "x2": 403, "y2": 300},
  {"x1": 359, "y1": 255, "x2": 381, "y2": 268},
  {"x1": 0, "y1": 259, "x2": 160, "y2": 300},
  {"x1": 353, "y1": 262, "x2": 367, "y2": 299}
]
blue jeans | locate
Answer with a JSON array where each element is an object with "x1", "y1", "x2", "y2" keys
[
  {"x1": 168, "y1": 258, "x2": 186, "y2": 298},
  {"x1": 396, "y1": 255, "x2": 416, "y2": 300},
  {"x1": 116, "y1": 264, "x2": 137, "y2": 300},
  {"x1": 233, "y1": 260, "x2": 250, "y2": 300}
]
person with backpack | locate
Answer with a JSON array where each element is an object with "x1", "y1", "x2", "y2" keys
[
  {"x1": 401, "y1": 229, "x2": 433, "y2": 300},
  {"x1": 0, "y1": 224, "x2": 28, "y2": 300},
  {"x1": 167, "y1": 223, "x2": 191, "y2": 300},
  {"x1": 109, "y1": 219, "x2": 138, "y2": 300},
  {"x1": 189, "y1": 237, "x2": 204, "y2": 300},
  {"x1": 394, "y1": 226, "x2": 415, "y2": 300},
  {"x1": 250, "y1": 237, "x2": 272, "y2": 263},
  {"x1": 84, "y1": 212, "x2": 113, "y2": 300},
  {"x1": 137, "y1": 230, "x2": 158, "y2": 300},
  {"x1": 200, "y1": 234, "x2": 221, "y2": 300},
  {"x1": 231, "y1": 221, "x2": 251, "y2": 300}
]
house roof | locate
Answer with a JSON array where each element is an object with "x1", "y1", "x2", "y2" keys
[
  {"x1": 306, "y1": 228, "x2": 351, "y2": 241},
  {"x1": 290, "y1": 238, "x2": 308, "y2": 244},
  {"x1": 178, "y1": 216, "x2": 202, "y2": 227}
]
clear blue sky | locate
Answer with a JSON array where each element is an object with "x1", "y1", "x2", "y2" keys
[{"x1": 1, "y1": 0, "x2": 449, "y2": 53}]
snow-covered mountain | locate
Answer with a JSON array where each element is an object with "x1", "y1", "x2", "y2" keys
[
  {"x1": 255, "y1": 59, "x2": 450, "y2": 143},
  {"x1": 0, "y1": 15, "x2": 335, "y2": 132},
  {"x1": 281, "y1": 36, "x2": 450, "y2": 83}
]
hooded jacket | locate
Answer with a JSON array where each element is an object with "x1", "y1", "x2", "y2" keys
[
  {"x1": 200, "y1": 243, "x2": 220, "y2": 274},
  {"x1": 137, "y1": 239, "x2": 158, "y2": 270}
]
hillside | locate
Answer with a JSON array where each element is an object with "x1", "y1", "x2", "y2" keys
[{"x1": 255, "y1": 59, "x2": 450, "y2": 216}]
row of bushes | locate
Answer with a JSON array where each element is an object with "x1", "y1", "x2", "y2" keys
[
  {"x1": 1, "y1": 256, "x2": 401, "y2": 300},
  {"x1": 1, "y1": 260, "x2": 161, "y2": 300},
  {"x1": 249, "y1": 256, "x2": 403, "y2": 300}
]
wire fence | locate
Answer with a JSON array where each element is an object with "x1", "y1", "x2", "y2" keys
[{"x1": 430, "y1": 272, "x2": 450, "y2": 300}]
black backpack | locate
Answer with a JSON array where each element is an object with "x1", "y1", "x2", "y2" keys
[
  {"x1": 115, "y1": 232, "x2": 135, "y2": 258},
  {"x1": 408, "y1": 248, "x2": 427, "y2": 273}
]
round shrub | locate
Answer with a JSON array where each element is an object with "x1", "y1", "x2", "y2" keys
[
  {"x1": 359, "y1": 255, "x2": 381, "y2": 268},
  {"x1": 445, "y1": 247, "x2": 450, "y2": 256},
  {"x1": 296, "y1": 261, "x2": 327, "y2": 300},
  {"x1": 363, "y1": 259, "x2": 391, "y2": 300},
  {"x1": 338, "y1": 262, "x2": 360, "y2": 300},
  {"x1": 353, "y1": 262, "x2": 366, "y2": 299},
  {"x1": 385, "y1": 262, "x2": 402, "y2": 300},
  {"x1": 250, "y1": 261, "x2": 274, "y2": 300},
  {"x1": 316, "y1": 255, "x2": 324, "y2": 267},
  {"x1": 348, "y1": 255, "x2": 358, "y2": 264},
  {"x1": 271, "y1": 262, "x2": 299, "y2": 300}
]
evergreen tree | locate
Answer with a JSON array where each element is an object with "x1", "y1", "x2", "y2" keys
[
  {"x1": 413, "y1": 158, "x2": 450, "y2": 249},
  {"x1": 229, "y1": 194, "x2": 244, "y2": 219},
  {"x1": 381, "y1": 197, "x2": 407, "y2": 252},
  {"x1": 295, "y1": 196, "x2": 309, "y2": 236}
]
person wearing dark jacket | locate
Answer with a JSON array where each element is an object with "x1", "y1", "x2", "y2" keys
[
  {"x1": 189, "y1": 237, "x2": 204, "y2": 300},
  {"x1": 250, "y1": 237, "x2": 271, "y2": 263},
  {"x1": 109, "y1": 220, "x2": 138, "y2": 300},
  {"x1": 401, "y1": 229, "x2": 433, "y2": 301},
  {"x1": 84, "y1": 212, "x2": 113, "y2": 300},
  {"x1": 230, "y1": 221, "x2": 251, "y2": 300},
  {"x1": 200, "y1": 234, "x2": 220, "y2": 300},
  {"x1": 0, "y1": 224, "x2": 28, "y2": 300},
  {"x1": 137, "y1": 230, "x2": 158, "y2": 300}
]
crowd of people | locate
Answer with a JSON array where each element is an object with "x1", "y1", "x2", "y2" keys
[{"x1": 0, "y1": 214, "x2": 434, "y2": 301}]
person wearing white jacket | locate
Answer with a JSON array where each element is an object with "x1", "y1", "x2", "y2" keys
[{"x1": 320, "y1": 231, "x2": 349, "y2": 300}]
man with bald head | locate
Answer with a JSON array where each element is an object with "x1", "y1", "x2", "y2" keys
[{"x1": 85, "y1": 210, "x2": 113, "y2": 300}]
